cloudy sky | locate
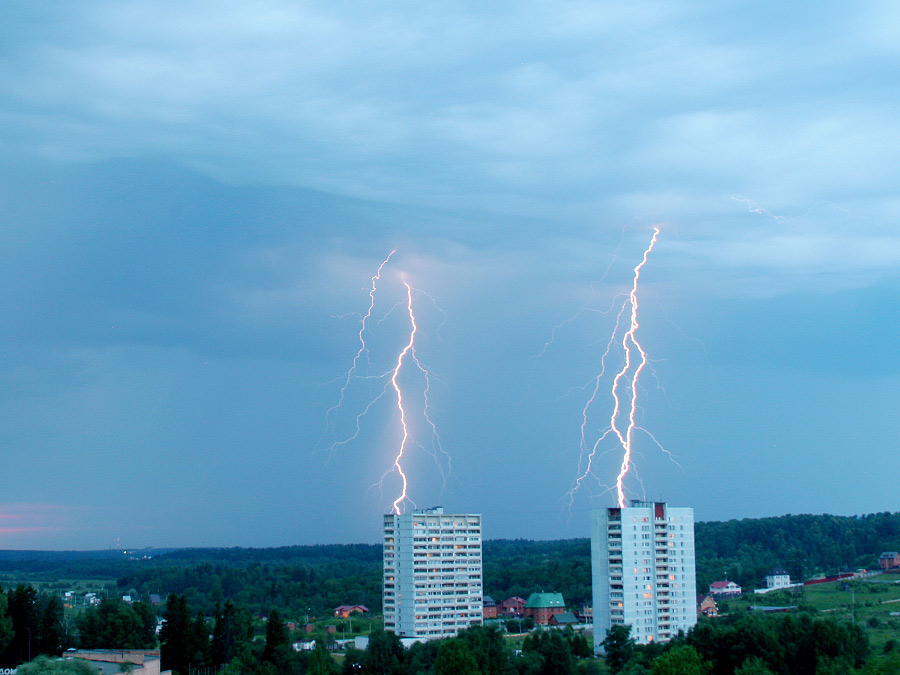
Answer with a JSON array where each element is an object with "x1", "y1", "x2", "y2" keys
[{"x1": 1, "y1": 1, "x2": 899, "y2": 549}]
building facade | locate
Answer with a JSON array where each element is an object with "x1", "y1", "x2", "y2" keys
[
  {"x1": 498, "y1": 596, "x2": 526, "y2": 617},
  {"x1": 383, "y1": 507, "x2": 483, "y2": 639},
  {"x1": 591, "y1": 501, "x2": 697, "y2": 652},
  {"x1": 765, "y1": 569, "x2": 791, "y2": 589},
  {"x1": 879, "y1": 552, "x2": 900, "y2": 570},
  {"x1": 709, "y1": 580, "x2": 742, "y2": 597},
  {"x1": 524, "y1": 592, "x2": 566, "y2": 625}
]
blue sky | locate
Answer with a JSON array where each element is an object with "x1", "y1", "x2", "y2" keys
[{"x1": 1, "y1": 1, "x2": 899, "y2": 549}]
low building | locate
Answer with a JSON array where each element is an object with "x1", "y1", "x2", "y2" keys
[
  {"x1": 483, "y1": 596, "x2": 498, "y2": 619},
  {"x1": 577, "y1": 603, "x2": 593, "y2": 623},
  {"x1": 549, "y1": 611, "x2": 579, "y2": 626},
  {"x1": 65, "y1": 650, "x2": 169, "y2": 675},
  {"x1": 879, "y1": 552, "x2": 900, "y2": 570},
  {"x1": 765, "y1": 569, "x2": 791, "y2": 589},
  {"x1": 698, "y1": 595, "x2": 718, "y2": 617},
  {"x1": 709, "y1": 581, "x2": 742, "y2": 597},
  {"x1": 499, "y1": 596, "x2": 526, "y2": 617},
  {"x1": 334, "y1": 605, "x2": 370, "y2": 618},
  {"x1": 524, "y1": 593, "x2": 565, "y2": 625}
]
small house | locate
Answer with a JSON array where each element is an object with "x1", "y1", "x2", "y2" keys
[
  {"x1": 765, "y1": 569, "x2": 791, "y2": 589},
  {"x1": 879, "y1": 552, "x2": 900, "y2": 570},
  {"x1": 709, "y1": 581, "x2": 742, "y2": 597},
  {"x1": 548, "y1": 611, "x2": 578, "y2": 626},
  {"x1": 698, "y1": 595, "x2": 718, "y2": 617},
  {"x1": 524, "y1": 593, "x2": 565, "y2": 625}
]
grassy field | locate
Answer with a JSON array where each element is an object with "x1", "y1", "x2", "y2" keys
[
  {"x1": 0, "y1": 576, "x2": 116, "y2": 598},
  {"x1": 719, "y1": 571, "x2": 900, "y2": 650}
]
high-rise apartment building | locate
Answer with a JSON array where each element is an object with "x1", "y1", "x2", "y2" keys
[
  {"x1": 591, "y1": 501, "x2": 697, "y2": 652},
  {"x1": 383, "y1": 507, "x2": 483, "y2": 639}
]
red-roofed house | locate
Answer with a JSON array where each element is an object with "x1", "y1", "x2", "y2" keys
[
  {"x1": 499, "y1": 597, "x2": 526, "y2": 617},
  {"x1": 698, "y1": 595, "x2": 718, "y2": 617},
  {"x1": 880, "y1": 552, "x2": 900, "y2": 570},
  {"x1": 709, "y1": 581, "x2": 742, "y2": 597},
  {"x1": 334, "y1": 605, "x2": 370, "y2": 618}
]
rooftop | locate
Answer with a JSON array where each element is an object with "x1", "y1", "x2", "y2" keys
[{"x1": 525, "y1": 593, "x2": 565, "y2": 608}]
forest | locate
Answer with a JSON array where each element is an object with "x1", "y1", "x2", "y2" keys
[
  {"x1": 2, "y1": 511, "x2": 900, "y2": 672},
  {"x1": 2, "y1": 512, "x2": 900, "y2": 617},
  {"x1": 9, "y1": 594, "x2": 900, "y2": 675}
]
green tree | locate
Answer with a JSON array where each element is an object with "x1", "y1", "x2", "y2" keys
[
  {"x1": 17, "y1": 655, "x2": 99, "y2": 674},
  {"x1": 77, "y1": 599, "x2": 156, "y2": 649},
  {"x1": 522, "y1": 630, "x2": 574, "y2": 675},
  {"x1": 341, "y1": 646, "x2": 366, "y2": 675},
  {"x1": 650, "y1": 646, "x2": 706, "y2": 675},
  {"x1": 507, "y1": 650, "x2": 544, "y2": 675},
  {"x1": 262, "y1": 608, "x2": 289, "y2": 665},
  {"x1": 160, "y1": 594, "x2": 192, "y2": 675},
  {"x1": 212, "y1": 600, "x2": 253, "y2": 668},
  {"x1": 7, "y1": 585, "x2": 40, "y2": 665},
  {"x1": 362, "y1": 629, "x2": 405, "y2": 675},
  {"x1": 405, "y1": 640, "x2": 440, "y2": 675},
  {"x1": 434, "y1": 638, "x2": 479, "y2": 675},
  {"x1": 602, "y1": 624, "x2": 636, "y2": 674},
  {"x1": 220, "y1": 642, "x2": 266, "y2": 675},
  {"x1": 569, "y1": 632, "x2": 591, "y2": 659},
  {"x1": 734, "y1": 657, "x2": 774, "y2": 675},
  {"x1": 574, "y1": 659, "x2": 605, "y2": 675},
  {"x1": 308, "y1": 640, "x2": 339, "y2": 675},
  {"x1": 541, "y1": 631, "x2": 574, "y2": 675},
  {"x1": 189, "y1": 611, "x2": 210, "y2": 669},
  {"x1": 459, "y1": 624, "x2": 507, "y2": 675},
  {"x1": 37, "y1": 596, "x2": 64, "y2": 655},
  {"x1": 0, "y1": 588, "x2": 14, "y2": 657}
]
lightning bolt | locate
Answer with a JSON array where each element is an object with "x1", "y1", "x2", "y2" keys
[
  {"x1": 407, "y1": 286, "x2": 451, "y2": 482},
  {"x1": 612, "y1": 226, "x2": 659, "y2": 507},
  {"x1": 388, "y1": 282, "x2": 417, "y2": 515},
  {"x1": 534, "y1": 225, "x2": 628, "y2": 360},
  {"x1": 567, "y1": 227, "x2": 665, "y2": 509},
  {"x1": 323, "y1": 251, "x2": 396, "y2": 453},
  {"x1": 323, "y1": 252, "x2": 449, "y2": 515},
  {"x1": 730, "y1": 196, "x2": 788, "y2": 224},
  {"x1": 383, "y1": 282, "x2": 452, "y2": 514}
]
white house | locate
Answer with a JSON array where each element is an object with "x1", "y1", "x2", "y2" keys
[
  {"x1": 708, "y1": 581, "x2": 742, "y2": 597},
  {"x1": 765, "y1": 569, "x2": 791, "y2": 589}
]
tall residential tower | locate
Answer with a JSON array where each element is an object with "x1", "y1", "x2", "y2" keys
[
  {"x1": 383, "y1": 507, "x2": 483, "y2": 639},
  {"x1": 591, "y1": 501, "x2": 697, "y2": 651}
]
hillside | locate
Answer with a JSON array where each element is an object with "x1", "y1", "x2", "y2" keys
[{"x1": 1, "y1": 511, "x2": 898, "y2": 616}]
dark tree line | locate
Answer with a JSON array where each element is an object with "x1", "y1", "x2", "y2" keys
[
  {"x1": 6, "y1": 511, "x2": 900, "y2": 624},
  {"x1": 0, "y1": 585, "x2": 67, "y2": 667},
  {"x1": 341, "y1": 624, "x2": 597, "y2": 675},
  {"x1": 77, "y1": 597, "x2": 156, "y2": 649},
  {"x1": 602, "y1": 613, "x2": 873, "y2": 675},
  {"x1": 119, "y1": 559, "x2": 382, "y2": 617},
  {"x1": 694, "y1": 512, "x2": 900, "y2": 591},
  {"x1": 159, "y1": 594, "x2": 305, "y2": 675},
  {"x1": 483, "y1": 539, "x2": 593, "y2": 607}
]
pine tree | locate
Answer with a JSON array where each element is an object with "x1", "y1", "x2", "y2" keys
[{"x1": 160, "y1": 594, "x2": 192, "y2": 675}]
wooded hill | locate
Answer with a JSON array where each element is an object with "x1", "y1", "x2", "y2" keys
[{"x1": 1, "y1": 511, "x2": 898, "y2": 618}]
